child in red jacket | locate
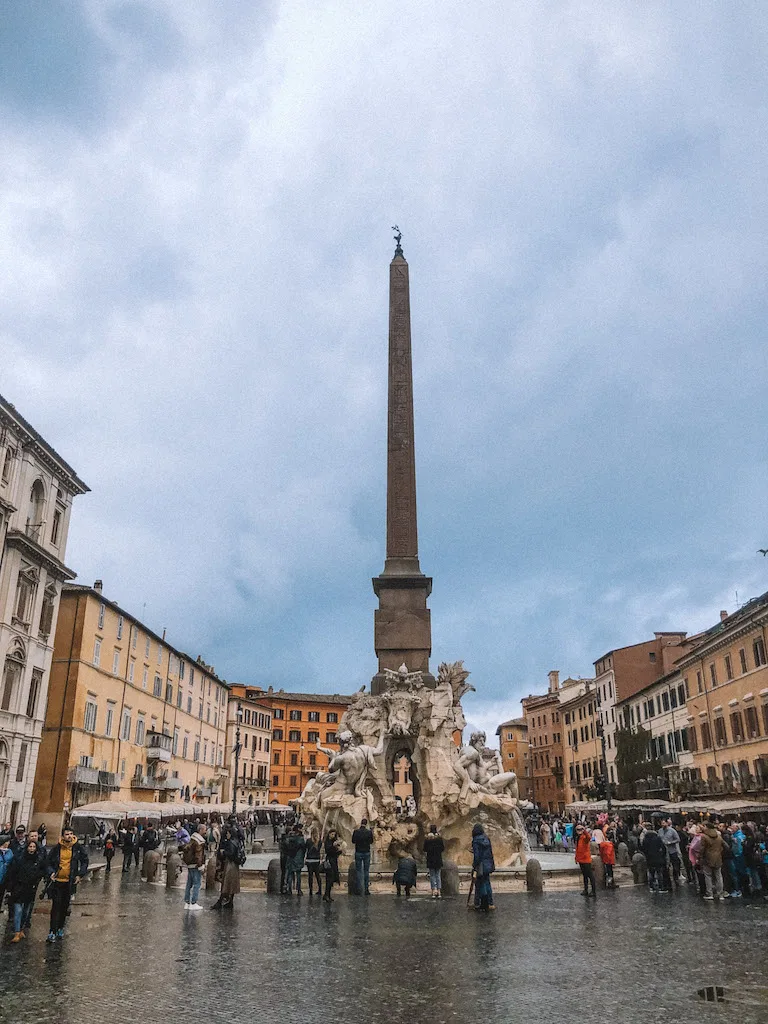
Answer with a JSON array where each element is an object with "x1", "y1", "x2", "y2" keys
[{"x1": 599, "y1": 839, "x2": 616, "y2": 888}]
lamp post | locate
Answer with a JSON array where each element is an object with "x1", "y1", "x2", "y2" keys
[
  {"x1": 232, "y1": 703, "x2": 243, "y2": 818},
  {"x1": 597, "y1": 712, "x2": 613, "y2": 813}
]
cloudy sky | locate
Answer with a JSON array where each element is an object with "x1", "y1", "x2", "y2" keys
[{"x1": 2, "y1": 2, "x2": 767, "y2": 743}]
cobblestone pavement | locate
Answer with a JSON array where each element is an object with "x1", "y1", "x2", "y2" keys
[{"x1": 1, "y1": 875, "x2": 767, "y2": 1024}]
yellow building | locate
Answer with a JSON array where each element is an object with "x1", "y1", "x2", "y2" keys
[
  {"x1": 224, "y1": 684, "x2": 272, "y2": 808},
  {"x1": 675, "y1": 594, "x2": 768, "y2": 798},
  {"x1": 33, "y1": 581, "x2": 229, "y2": 832},
  {"x1": 560, "y1": 679, "x2": 603, "y2": 805}
]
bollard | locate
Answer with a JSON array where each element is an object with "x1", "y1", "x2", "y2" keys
[
  {"x1": 166, "y1": 849, "x2": 183, "y2": 888},
  {"x1": 205, "y1": 855, "x2": 218, "y2": 891},
  {"x1": 617, "y1": 841, "x2": 631, "y2": 867},
  {"x1": 591, "y1": 854, "x2": 605, "y2": 888},
  {"x1": 347, "y1": 862, "x2": 362, "y2": 895},
  {"x1": 627, "y1": 834, "x2": 638, "y2": 857},
  {"x1": 266, "y1": 858, "x2": 282, "y2": 895},
  {"x1": 525, "y1": 857, "x2": 544, "y2": 893},
  {"x1": 144, "y1": 849, "x2": 161, "y2": 883},
  {"x1": 631, "y1": 852, "x2": 648, "y2": 886},
  {"x1": 440, "y1": 861, "x2": 460, "y2": 897},
  {"x1": 251, "y1": 841, "x2": 264, "y2": 854}
]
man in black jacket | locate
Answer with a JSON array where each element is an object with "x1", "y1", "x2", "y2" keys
[
  {"x1": 122, "y1": 826, "x2": 140, "y2": 872},
  {"x1": 45, "y1": 827, "x2": 89, "y2": 942},
  {"x1": 351, "y1": 818, "x2": 374, "y2": 896},
  {"x1": 640, "y1": 824, "x2": 669, "y2": 893}
]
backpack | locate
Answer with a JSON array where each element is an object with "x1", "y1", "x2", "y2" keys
[{"x1": 237, "y1": 839, "x2": 247, "y2": 867}]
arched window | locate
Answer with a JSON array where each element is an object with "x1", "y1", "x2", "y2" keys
[
  {"x1": 27, "y1": 479, "x2": 45, "y2": 541},
  {"x1": 0, "y1": 739, "x2": 9, "y2": 798},
  {"x1": 1, "y1": 448, "x2": 14, "y2": 485},
  {"x1": 39, "y1": 583, "x2": 57, "y2": 639},
  {"x1": 1, "y1": 641, "x2": 26, "y2": 712}
]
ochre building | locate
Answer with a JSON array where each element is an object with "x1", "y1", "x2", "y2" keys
[
  {"x1": 33, "y1": 582, "x2": 229, "y2": 833},
  {"x1": 495, "y1": 716, "x2": 532, "y2": 802},
  {"x1": 248, "y1": 687, "x2": 353, "y2": 804},
  {"x1": 224, "y1": 684, "x2": 272, "y2": 808},
  {"x1": 522, "y1": 672, "x2": 566, "y2": 812}
]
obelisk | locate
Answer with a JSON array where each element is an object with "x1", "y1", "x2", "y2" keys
[{"x1": 371, "y1": 229, "x2": 434, "y2": 695}]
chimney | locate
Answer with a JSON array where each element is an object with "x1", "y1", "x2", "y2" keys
[
  {"x1": 720, "y1": 610, "x2": 728, "y2": 622},
  {"x1": 548, "y1": 670, "x2": 560, "y2": 693},
  {"x1": 93, "y1": 580, "x2": 103, "y2": 593}
]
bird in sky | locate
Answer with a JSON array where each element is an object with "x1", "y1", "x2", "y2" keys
[{"x1": 758, "y1": 549, "x2": 768, "y2": 556}]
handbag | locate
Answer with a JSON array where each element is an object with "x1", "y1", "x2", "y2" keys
[{"x1": 322, "y1": 858, "x2": 332, "y2": 873}]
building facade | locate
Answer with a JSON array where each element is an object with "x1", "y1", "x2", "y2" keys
[
  {"x1": 521, "y1": 671, "x2": 566, "y2": 812},
  {"x1": 248, "y1": 688, "x2": 353, "y2": 804},
  {"x1": 33, "y1": 583, "x2": 229, "y2": 831},
  {"x1": 495, "y1": 717, "x2": 532, "y2": 802},
  {"x1": 0, "y1": 396, "x2": 88, "y2": 827},
  {"x1": 560, "y1": 679, "x2": 603, "y2": 805},
  {"x1": 224, "y1": 684, "x2": 272, "y2": 808},
  {"x1": 593, "y1": 632, "x2": 689, "y2": 788},
  {"x1": 674, "y1": 595, "x2": 768, "y2": 799}
]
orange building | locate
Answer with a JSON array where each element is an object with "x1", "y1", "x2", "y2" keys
[
  {"x1": 521, "y1": 671, "x2": 566, "y2": 812},
  {"x1": 248, "y1": 687, "x2": 353, "y2": 804},
  {"x1": 495, "y1": 716, "x2": 532, "y2": 802}
]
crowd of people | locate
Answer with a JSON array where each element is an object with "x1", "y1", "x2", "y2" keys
[
  {"x1": 0, "y1": 823, "x2": 88, "y2": 943},
  {"x1": 531, "y1": 811, "x2": 768, "y2": 900}
]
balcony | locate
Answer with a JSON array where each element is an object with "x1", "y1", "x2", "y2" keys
[
  {"x1": 131, "y1": 775, "x2": 161, "y2": 791},
  {"x1": 68, "y1": 765, "x2": 99, "y2": 786},
  {"x1": 146, "y1": 730, "x2": 172, "y2": 763},
  {"x1": 197, "y1": 785, "x2": 213, "y2": 798},
  {"x1": 98, "y1": 771, "x2": 120, "y2": 790},
  {"x1": 160, "y1": 777, "x2": 181, "y2": 791}
]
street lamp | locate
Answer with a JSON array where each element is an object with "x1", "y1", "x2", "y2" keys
[
  {"x1": 232, "y1": 703, "x2": 243, "y2": 818},
  {"x1": 596, "y1": 712, "x2": 613, "y2": 812}
]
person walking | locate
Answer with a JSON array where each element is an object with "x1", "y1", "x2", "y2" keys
[
  {"x1": 322, "y1": 829, "x2": 342, "y2": 903},
  {"x1": 305, "y1": 833, "x2": 323, "y2": 896},
  {"x1": 574, "y1": 822, "x2": 596, "y2": 898},
  {"x1": 699, "y1": 822, "x2": 727, "y2": 900},
  {"x1": 278, "y1": 825, "x2": 291, "y2": 894},
  {"x1": 393, "y1": 852, "x2": 418, "y2": 899},
  {"x1": 641, "y1": 826, "x2": 668, "y2": 893},
  {"x1": 103, "y1": 829, "x2": 118, "y2": 873},
  {"x1": 7, "y1": 839, "x2": 45, "y2": 942},
  {"x1": 182, "y1": 825, "x2": 206, "y2": 910},
  {"x1": 658, "y1": 818, "x2": 682, "y2": 888},
  {"x1": 44, "y1": 826, "x2": 89, "y2": 942},
  {"x1": 9, "y1": 825, "x2": 27, "y2": 858},
  {"x1": 122, "y1": 825, "x2": 140, "y2": 872},
  {"x1": 351, "y1": 818, "x2": 374, "y2": 896},
  {"x1": 211, "y1": 824, "x2": 244, "y2": 909},
  {"x1": 285, "y1": 826, "x2": 306, "y2": 895},
  {"x1": 471, "y1": 823, "x2": 496, "y2": 911},
  {"x1": 423, "y1": 824, "x2": 445, "y2": 898},
  {"x1": 539, "y1": 820, "x2": 552, "y2": 852}
]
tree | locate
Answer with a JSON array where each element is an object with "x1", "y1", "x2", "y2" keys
[{"x1": 614, "y1": 726, "x2": 663, "y2": 798}]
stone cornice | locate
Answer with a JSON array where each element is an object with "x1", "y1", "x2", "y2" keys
[
  {"x1": 5, "y1": 529, "x2": 77, "y2": 581},
  {"x1": 675, "y1": 605, "x2": 768, "y2": 668},
  {"x1": 0, "y1": 397, "x2": 89, "y2": 495}
]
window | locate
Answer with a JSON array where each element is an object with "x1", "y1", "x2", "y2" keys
[
  {"x1": 661, "y1": 691, "x2": 670, "y2": 712},
  {"x1": 289, "y1": 709, "x2": 302, "y2": 721},
  {"x1": 701, "y1": 721, "x2": 712, "y2": 748},
  {"x1": 273, "y1": 751, "x2": 280, "y2": 764},
  {"x1": 50, "y1": 507, "x2": 62, "y2": 546},
  {"x1": 93, "y1": 638, "x2": 101, "y2": 666},
  {"x1": 739, "y1": 648, "x2": 748, "y2": 674},
  {"x1": 649, "y1": 652, "x2": 656, "y2": 663},
  {"x1": 135, "y1": 717, "x2": 146, "y2": 745},
  {"x1": 745, "y1": 706, "x2": 760, "y2": 738},
  {"x1": 709, "y1": 663, "x2": 717, "y2": 687},
  {"x1": 290, "y1": 753, "x2": 298, "y2": 766},
  {"x1": 84, "y1": 700, "x2": 98, "y2": 733},
  {"x1": 142, "y1": 666, "x2": 148, "y2": 689},
  {"x1": 98, "y1": 603, "x2": 105, "y2": 629},
  {"x1": 683, "y1": 678, "x2": 690, "y2": 699},
  {"x1": 307, "y1": 730, "x2": 319, "y2": 742},
  {"x1": 120, "y1": 710, "x2": 132, "y2": 741},
  {"x1": 16, "y1": 742, "x2": 28, "y2": 783},
  {"x1": 105, "y1": 703, "x2": 115, "y2": 737},
  {"x1": 198, "y1": 700, "x2": 203, "y2": 719},
  {"x1": 25, "y1": 669, "x2": 42, "y2": 718},
  {"x1": 753, "y1": 638, "x2": 766, "y2": 668},
  {"x1": 326, "y1": 732, "x2": 337, "y2": 743},
  {"x1": 206, "y1": 705, "x2": 210, "y2": 723},
  {"x1": 176, "y1": 688, "x2": 183, "y2": 708},
  {"x1": 288, "y1": 730, "x2": 301, "y2": 742},
  {"x1": 166, "y1": 683, "x2": 173, "y2": 703},
  {"x1": 273, "y1": 708, "x2": 284, "y2": 719},
  {"x1": 273, "y1": 728, "x2": 283, "y2": 741},
  {"x1": 179, "y1": 661, "x2": 185, "y2": 680},
  {"x1": 173, "y1": 728, "x2": 179, "y2": 755},
  {"x1": 678, "y1": 683, "x2": 686, "y2": 705},
  {"x1": 308, "y1": 711, "x2": 320, "y2": 722},
  {"x1": 264, "y1": 738, "x2": 270, "y2": 752},
  {"x1": 687, "y1": 725, "x2": 698, "y2": 752},
  {"x1": 187, "y1": 695, "x2": 192, "y2": 714},
  {"x1": 128, "y1": 659, "x2": 135, "y2": 683},
  {"x1": 117, "y1": 615, "x2": 124, "y2": 640},
  {"x1": 157, "y1": 646, "x2": 162, "y2": 665},
  {"x1": 272, "y1": 775, "x2": 279, "y2": 787},
  {"x1": 153, "y1": 675, "x2": 162, "y2": 697},
  {"x1": 112, "y1": 650, "x2": 120, "y2": 675},
  {"x1": 696, "y1": 671, "x2": 703, "y2": 694},
  {"x1": 761, "y1": 704, "x2": 768, "y2": 735},
  {"x1": 145, "y1": 636, "x2": 150, "y2": 658},
  {"x1": 39, "y1": 585, "x2": 56, "y2": 638},
  {"x1": 289, "y1": 775, "x2": 297, "y2": 787},
  {"x1": 132, "y1": 630, "x2": 137, "y2": 650},
  {"x1": 193, "y1": 740, "x2": 200, "y2": 761},
  {"x1": 182, "y1": 736, "x2": 189, "y2": 758},
  {"x1": 714, "y1": 717, "x2": 728, "y2": 746},
  {"x1": 730, "y1": 711, "x2": 744, "y2": 742},
  {"x1": 724, "y1": 655, "x2": 733, "y2": 681},
  {"x1": 327, "y1": 712, "x2": 338, "y2": 723},
  {"x1": 1, "y1": 446, "x2": 13, "y2": 483}
]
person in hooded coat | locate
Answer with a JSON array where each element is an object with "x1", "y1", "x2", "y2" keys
[
  {"x1": 7, "y1": 839, "x2": 46, "y2": 942},
  {"x1": 212, "y1": 824, "x2": 243, "y2": 909},
  {"x1": 471, "y1": 823, "x2": 496, "y2": 912}
]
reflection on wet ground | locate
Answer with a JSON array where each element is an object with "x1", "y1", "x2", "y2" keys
[{"x1": 2, "y1": 874, "x2": 767, "y2": 1024}]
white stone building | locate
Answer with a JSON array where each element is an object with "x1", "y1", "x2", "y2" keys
[{"x1": 0, "y1": 395, "x2": 88, "y2": 827}]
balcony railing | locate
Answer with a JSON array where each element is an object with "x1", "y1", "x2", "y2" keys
[
  {"x1": 68, "y1": 765, "x2": 99, "y2": 786},
  {"x1": 131, "y1": 775, "x2": 161, "y2": 790},
  {"x1": 146, "y1": 730, "x2": 172, "y2": 763}
]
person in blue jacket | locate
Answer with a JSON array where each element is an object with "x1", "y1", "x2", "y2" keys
[{"x1": 472, "y1": 823, "x2": 496, "y2": 912}]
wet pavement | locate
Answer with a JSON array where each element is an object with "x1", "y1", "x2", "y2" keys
[{"x1": 1, "y1": 873, "x2": 767, "y2": 1024}]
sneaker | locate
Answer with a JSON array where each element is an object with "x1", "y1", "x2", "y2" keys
[
  {"x1": 183, "y1": 903, "x2": 191, "y2": 909},
  {"x1": 189, "y1": 903, "x2": 204, "y2": 911},
  {"x1": 56, "y1": 929, "x2": 64, "y2": 940},
  {"x1": 703, "y1": 895, "x2": 714, "y2": 901},
  {"x1": 731, "y1": 890, "x2": 742, "y2": 898},
  {"x1": 659, "y1": 889, "x2": 669, "y2": 894},
  {"x1": 46, "y1": 932, "x2": 56, "y2": 943}
]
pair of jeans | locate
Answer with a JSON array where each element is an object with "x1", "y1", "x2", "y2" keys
[
  {"x1": 184, "y1": 867, "x2": 202, "y2": 905},
  {"x1": 474, "y1": 874, "x2": 493, "y2": 908},
  {"x1": 648, "y1": 866, "x2": 668, "y2": 891},
  {"x1": 49, "y1": 882, "x2": 72, "y2": 933},
  {"x1": 12, "y1": 901, "x2": 32, "y2": 933},
  {"x1": 355, "y1": 851, "x2": 370, "y2": 893},
  {"x1": 286, "y1": 867, "x2": 302, "y2": 893},
  {"x1": 702, "y1": 864, "x2": 723, "y2": 897},
  {"x1": 579, "y1": 863, "x2": 596, "y2": 894},
  {"x1": 669, "y1": 853, "x2": 682, "y2": 885},
  {"x1": 428, "y1": 866, "x2": 441, "y2": 891}
]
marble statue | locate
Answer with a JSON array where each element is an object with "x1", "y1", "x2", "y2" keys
[{"x1": 296, "y1": 661, "x2": 529, "y2": 868}]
